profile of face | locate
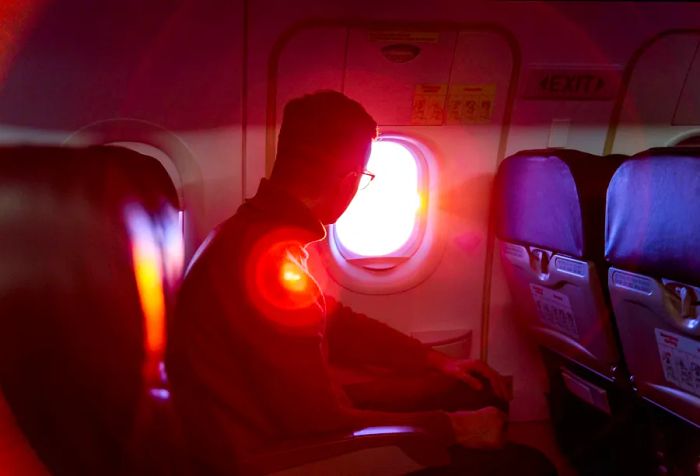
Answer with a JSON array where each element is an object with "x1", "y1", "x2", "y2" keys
[{"x1": 316, "y1": 142, "x2": 372, "y2": 225}]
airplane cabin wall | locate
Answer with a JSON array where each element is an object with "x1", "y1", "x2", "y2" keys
[
  {"x1": 1, "y1": 1, "x2": 700, "y2": 421},
  {"x1": 268, "y1": 23, "x2": 513, "y2": 356},
  {"x1": 611, "y1": 32, "x2": 700, "y2": 153},
  {"x1": 0, "y1": 1, "x2": 246, "y2": 258},
  {"x1": 247, "y1": 0, "x2": 700, "y2": 420}
]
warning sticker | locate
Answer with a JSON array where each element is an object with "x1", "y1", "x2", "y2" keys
[
  {"x1": 411, "y1": 83, "x2": 496, "y2": 126},
  {"x1": 411, "y1": 84, "x2": 447, "y2": 125},
  {"x1": 445, "y1": 84, "x2": 496, "y2": 124},
  {"x1": 529, "y1": 284, "x2": 579, "y2": 339},
  {"x1": 655, "y1": 328, "x2": 700, "y2": 397}
]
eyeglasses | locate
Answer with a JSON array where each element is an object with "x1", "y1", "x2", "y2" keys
[{"x1": 358, "y1": 171, "x2": 375, "y2": 190}]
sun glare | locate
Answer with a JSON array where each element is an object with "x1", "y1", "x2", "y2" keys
[
  {"x1": 335, "y1": 140, "x2": 421, "y2": 257},
  {"x1": 125, "y1": 205, "x2": 166, "y2": 359}
]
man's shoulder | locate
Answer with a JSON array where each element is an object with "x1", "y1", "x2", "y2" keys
[{"x1": 183, "y1": 208, "x2": 275, "y2": 280}]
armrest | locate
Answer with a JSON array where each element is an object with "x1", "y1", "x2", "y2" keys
[{"x1": 240, "y1": 426, "x2": 450, "y2": 475}]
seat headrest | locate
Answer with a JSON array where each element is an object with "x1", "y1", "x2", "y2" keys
[
  {"x1": 0, "y1": 145, "x2": 180, "y2": 475},
  {"x1": 495, "y1": 149, "x2": 625, "y2": 259},
  {"x1": 605, "y1": 148, "x2": 700, "y2": 284},
  {"x1": 0, "y1": 145, "x2": 180, "y2": 210}
]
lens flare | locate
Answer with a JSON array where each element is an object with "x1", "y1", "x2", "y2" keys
[
  {"x1": 335, "y1": 140, "x2": 421, "y2": 256},
  {"x1": 244, "y1": 228, "x2": 323, "y2": 330},
  {"x1": 124, "y1": 205, "x2": 166, "y2": 371},
  {"x1": 280, "y1": 259, "x2": 309, "y2": 293},
  {"x1": 158, "y1": 207, "x2": 184, "y2": 290},
  {"x1": 131, "y1": 240, "x2": 165, "y2": 355}
]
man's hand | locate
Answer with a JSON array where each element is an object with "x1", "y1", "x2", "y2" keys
[
  {"x1": 428, "y1": 351, "x2": 513, "y2": 402},
  {"x1": 448, "y1": 407, "x2": 507, "y2": 450}
]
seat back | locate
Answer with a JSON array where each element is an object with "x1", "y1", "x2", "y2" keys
[
  {"x1": 0, "y1": 146, "x2": 183, "y2": 475},
  {"x1": 606, "y1": 148, "x2": 700, "y2": 428},
  {"x1": 495, "y1": 149, "x2": 625, "y2": 379}
]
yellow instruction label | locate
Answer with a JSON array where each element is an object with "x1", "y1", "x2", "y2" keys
[
  {"x1": 369, "y1": 30, "x2": 440, "y2": 43},
  {"x1": 445, "y1": 84, "x2": 496, "y2": 125},
  {"x1": 411, "y1": 84, "x2": 447, "y2": 126},
  {"x1": 411, "y1": 84, "x2": 496, "y2": 126}
]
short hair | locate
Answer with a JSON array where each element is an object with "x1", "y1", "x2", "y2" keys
[{"x1": 271, "y1": 91, "x2": 378, "y2": 185}]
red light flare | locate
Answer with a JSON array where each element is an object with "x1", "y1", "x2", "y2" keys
[
  {"x1": 124, "y1": 205, "x2": 167, "y2": 382},
  {"x1": 335, "y1": 140, "x2": 422, "y2": 256},
  {"x1": 243, "y1": 228, "x2": 324, "y2": 331}
]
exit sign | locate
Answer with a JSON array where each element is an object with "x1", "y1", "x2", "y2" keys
[{"x1": 522, "y1": 68, "x2": 621, "y2": 100}]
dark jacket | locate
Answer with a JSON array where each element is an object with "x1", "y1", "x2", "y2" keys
[{"x1": 166, "y1": 179, "x2": 453, "y2": 474}]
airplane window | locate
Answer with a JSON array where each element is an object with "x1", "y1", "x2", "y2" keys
[
  {"x1": 105, "y1": 141, "x2": 182, "y2": 190},
  {"x1": 674, "y1": 135, "x2": 700, "y2": 147},
  {"x1": 333, "y1": 138, "x2": 425, "y2": 268},
  {"x1": 105, "y1": 141, "x2": 185, "y2": 285}
]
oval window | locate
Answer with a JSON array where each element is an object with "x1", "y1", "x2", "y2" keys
[{"x1": 333, "y1": 138, "x2": 425, "y2": 269}]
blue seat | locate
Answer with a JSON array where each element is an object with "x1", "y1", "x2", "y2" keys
[
  {"x1": 495, "y1": 149, "x2": 625, "y2": 387},
  {"x1": 606, "y1": 148, "x2": 700, "y2": 428}
]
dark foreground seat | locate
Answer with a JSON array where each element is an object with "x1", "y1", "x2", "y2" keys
[
  {"x1": 0, "y1": 145, "x2": 183, "y2": 475},
  {"x1": 0, "y1": 145, "x2": 446, "y2": 476}
]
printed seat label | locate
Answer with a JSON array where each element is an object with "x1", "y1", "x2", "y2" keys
[
  {"x1": 655, "y1": 328, "x2": 700, "y2": 397},
  {"x1": 529, "y1": 284, "x2": 579, "y2": 339}
]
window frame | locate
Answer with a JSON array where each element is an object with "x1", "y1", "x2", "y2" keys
[{"x1": 671, "y1": 132, "x2": 700, "y2": 147}]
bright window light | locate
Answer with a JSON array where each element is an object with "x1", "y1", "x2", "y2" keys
[{"x1": 334, "y1": 140, "x2": 423, "y2": 258}]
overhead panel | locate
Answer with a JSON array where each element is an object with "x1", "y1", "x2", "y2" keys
[
  {"x1": 611, "y1": 34, "x2": 699, "y2": 153},
  {"x1": 449, "y1": 31, "x2": 512, "y2": 128},
  {"x1": 343, "y1": 29, "x2": 457, "y2": 126},
  {"x1": 620, "y1": 35, "x2": 698, "y2": 125}
]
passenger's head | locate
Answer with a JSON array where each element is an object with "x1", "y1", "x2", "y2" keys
[{"x1": 270, "y1": 90, "x2": 378, "y2": 224}]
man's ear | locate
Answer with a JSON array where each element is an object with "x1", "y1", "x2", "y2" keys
[
  {"x1": 338, "y1": 170, "x2": 360, "y2": 199},
  {"x1": 319, "y1": 170, "x2": 360, "y2": 225}
]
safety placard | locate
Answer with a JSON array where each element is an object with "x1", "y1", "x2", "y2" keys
[
  {"x1": 411, "y1": 83, "x2": 496, "y2": 126},
  {"x1": 529, "y1": 284, "x2": 579, "y2": 339},
  {"x1": 411, "y1": 84, "x2": 447, "y2": 125},
  {"x1": 522, "y1": 68, "x2": 620, "y2": 100},
  {"x1": 655, "y1": 328, "x2": 700, "y2": 397},
  {"x1": 445, "y1": 84, "x2": 496, "y2": 125}
]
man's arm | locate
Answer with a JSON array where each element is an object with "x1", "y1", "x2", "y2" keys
[
  {"x1": 238, "y1": 314, "x2": 456, "y2": 445},
  {"x1": 426, "y1": 349, "x2": 513, "y2": 402},
  {"x1": 245, "y1": 321, "x2": 508, "y2": 451},
  {"x1": 325, "y1": 296, "x2": 512, "y2": 402},
  {"x1": 325, "y1": 296, "x2": 431, "y2": 372}
]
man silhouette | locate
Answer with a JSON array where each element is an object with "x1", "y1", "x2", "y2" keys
[{"x1": 167, "y1": 90, "x2": 556, "y2": 475}]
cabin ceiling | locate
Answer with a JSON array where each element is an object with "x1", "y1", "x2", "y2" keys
[{"x1": 0, "y1": 1, "x2": 243, "y2": 130}]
